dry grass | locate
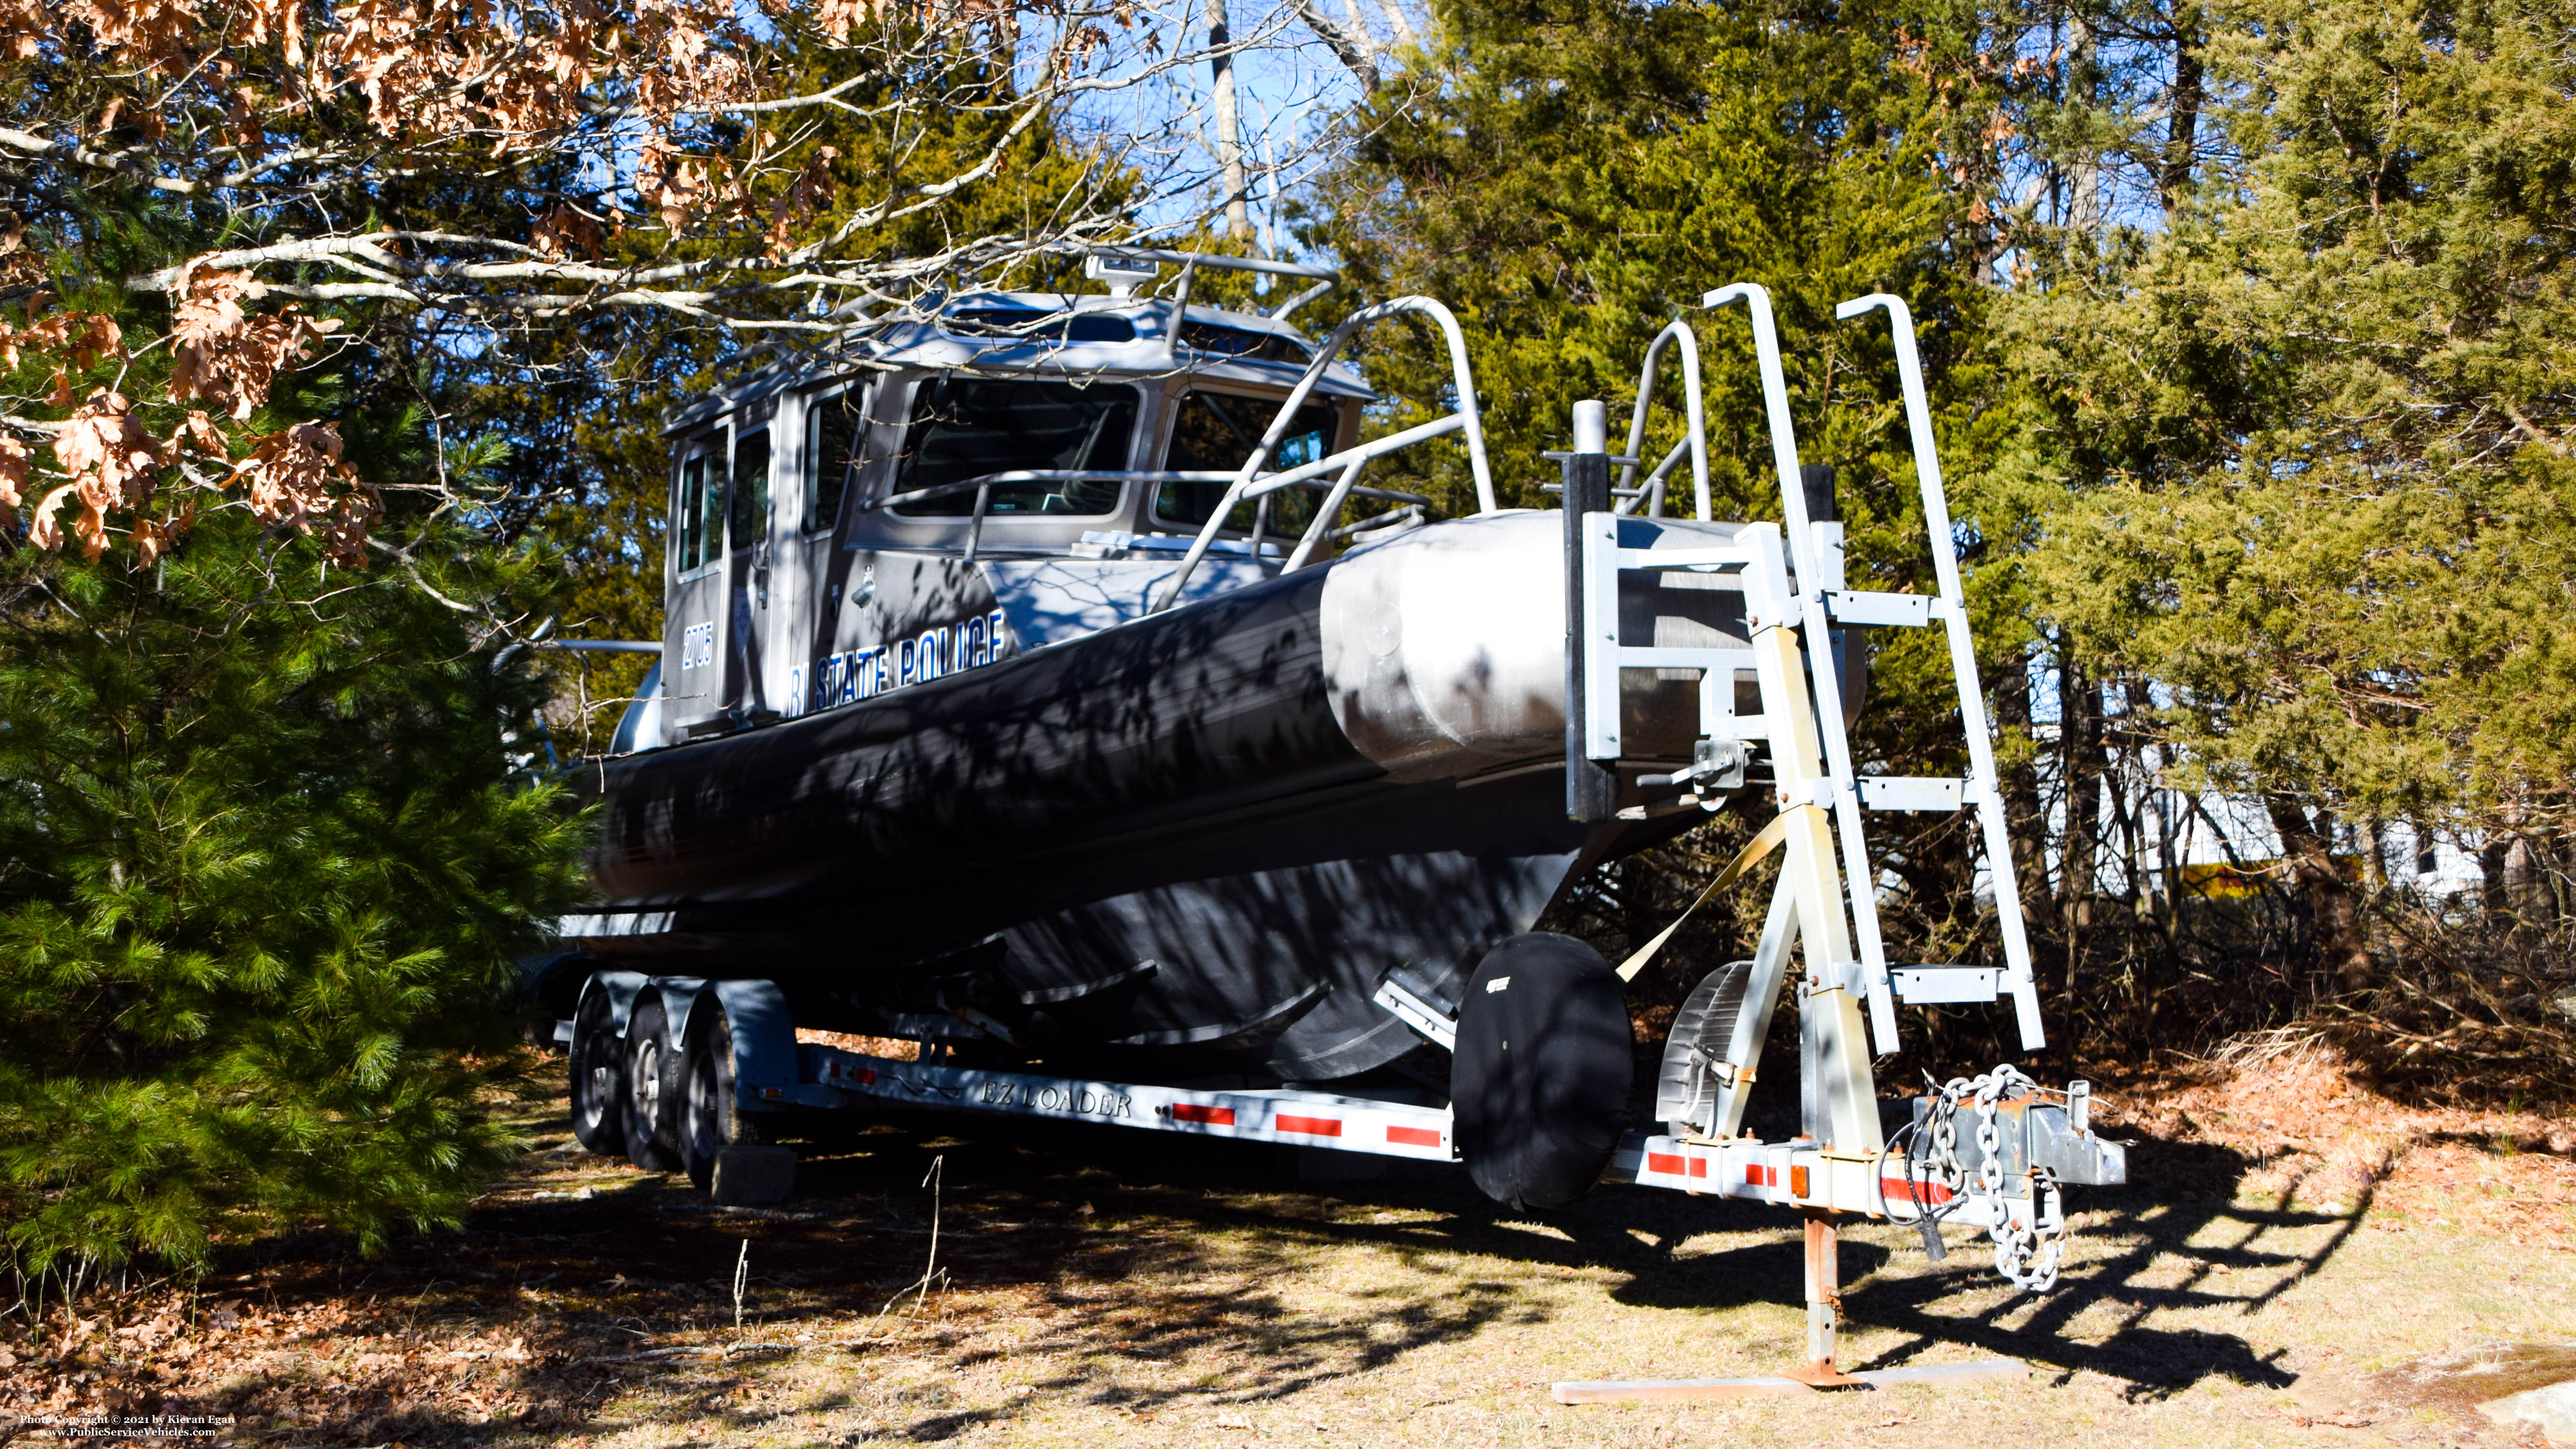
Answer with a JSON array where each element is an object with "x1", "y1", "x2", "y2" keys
[{"x1": 6, "y1": 1044, "x2": 2575, "y2": 1448}]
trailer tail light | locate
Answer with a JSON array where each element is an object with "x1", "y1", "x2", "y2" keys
[
  {"x1": 1170, "y1": 1103, "x2": 1235, "y2": 1126},
  {"x1": 1386, "y1": 1125, "x2": 1441, "y2": 1148},
  {"x1": 1276, "y1": 1115, "x2": 1342, "y2": 1137}
]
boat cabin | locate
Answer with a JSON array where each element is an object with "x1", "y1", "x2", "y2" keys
[{"x1": 618, "y1": 284, "x2": 1395, "y2": 751}]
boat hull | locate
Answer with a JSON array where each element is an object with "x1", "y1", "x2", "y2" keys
[{"x1": 569, "y1": 515, "x2": 1742, "y2": 1079}]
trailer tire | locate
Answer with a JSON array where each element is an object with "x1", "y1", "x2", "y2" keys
[
  {"x1": 568, "y1": 988, "x2": 628, "y2": 1157},
  {"x1": 1453, "y1": 933, "x2": 1633, "y2": 1212},
  {"x1": 622, "y1": 996, "x2": 683, "y2": 1172},
  {"x1": 681, "y1": 1005, "x2": 765, "y2": 1192}
]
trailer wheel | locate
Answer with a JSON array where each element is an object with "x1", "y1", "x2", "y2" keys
[
  {"x1": 681, "y1": 1004, "x2": 765, "y2": 1191},
  {"x1": 622, "y1": 996, "x2": 683, "y2": 1172},
  {"x1": 1453, "y1": 933, "x2": 1634, "y2": 1212},
  {"x1": 568, "y1": 988, "x2": 628, "y2": 1157}
]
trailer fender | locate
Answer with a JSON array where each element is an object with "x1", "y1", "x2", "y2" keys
[
  {"x1": 641, "y1": 976, "x2": 713, "y2": 1058},
  {"x1": 706, "y1": 980, "x2": 801, "y2": 1112},
  {"x1": 575, "y1": 970, "x2": 651, "y2": 1036}
]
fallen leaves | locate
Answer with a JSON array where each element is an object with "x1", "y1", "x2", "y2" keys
[
  {"x1": 2096, "y1": 1040, "x2": 2576, "y2": 1247},
  {"x1": 2273, "y1": 1403, "x2": 2380, "y2": 1428}
]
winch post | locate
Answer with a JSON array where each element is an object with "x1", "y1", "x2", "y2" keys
[
  {"x1": 1742, "y1": 550, "x2": 1880, "y2": 1158},
  {"x1": 1563, "y1": 400, "x2": 1617, "y2": 823}
]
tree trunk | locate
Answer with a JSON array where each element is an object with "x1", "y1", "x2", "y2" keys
[
  {"x1": 2480, "y1": 832, "x2": 2514, "y2": 925},
  {"x1": 1994, "y1": 660, "x2": 2068, "y2": 980},
  {"x1": 2267, "y1": 797, "x2": 2375, "y2": 993},
  {"x1": 1207, "y1": 0, "x2": 1255, "y2": 242},
  {"x1": 2058, "y1": 656, "x2": 2106, "y2": 944},
  {"x1": 2158, "y1": 2, "x2": 2205, "y2": 204},
  {"x1": 2063, "y1": 13, "x2": 2104, "y2": 233}
]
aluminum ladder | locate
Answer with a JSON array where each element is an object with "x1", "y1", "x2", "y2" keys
[{"x1": 1567, "y1": 283, "x2": 2043, "y2": 1062}]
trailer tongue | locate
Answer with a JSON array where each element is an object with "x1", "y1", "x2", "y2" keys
[{"x1": 546, "y1": 255, "x2": 2125, "y2": 1395}]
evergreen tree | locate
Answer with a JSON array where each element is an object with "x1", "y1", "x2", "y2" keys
[
  {"x1": 0, "y1": 203, "x2": 588, "y2": 1271},
  {"x1": 0, "y1": 517, "x2": 586, "y2": 1271},
  {"x1": 2007, "y1": 0, "x2": 2576, "y2": 1009}
]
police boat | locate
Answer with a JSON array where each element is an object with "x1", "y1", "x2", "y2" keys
[
  {"x1": 544, "y1": 260, "x2": 2132, "y2": 1332},
  {"x1": 552, "y1": 250, "x2": 1815, "y2": 1096}
]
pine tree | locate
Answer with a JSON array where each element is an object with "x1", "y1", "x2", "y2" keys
[
  {"x1": 0, "y1": 509, "x2": 587, "y2": 1270},
  {"x1": 2008, "y1": 0, "x2": 2576, "y2": 1007}
]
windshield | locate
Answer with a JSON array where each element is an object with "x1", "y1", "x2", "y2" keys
[
  {"x1": 1154, "y1": 390, "x2": 1339, "y2": 535},
  {"x1": 890, "y1": 376, "x2": 1138, "y2": 517}
]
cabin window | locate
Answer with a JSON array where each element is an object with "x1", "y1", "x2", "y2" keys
[
  {"x1": 1153, "y1": 390, "x2": 1340, "y2": 534},
  {"x1": 806, "y1": 387, "x2": 864, "y2": 535},
  {"x1": 675, "y1": 449, "x2": 723, "y2": 572},
  {"x1": 803, "y1": 388, "x2": 865, "y2": 535},
  {"x1": 890, "y1": 377, "x2": 1137, "y2": 517},
  {"x1": 1175, "y1": 321, "x2": 1311, "y2": 364},
  {"x1": 945, "y1": 306, "x2": 1138, "y2": 344},
  {"x1": 729, "y1": 430, "x2": 771, "y2": 552}
]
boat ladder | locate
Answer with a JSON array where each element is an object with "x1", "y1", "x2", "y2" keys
[{"x1": 1565, "y1": 283, "x2": 2044, "y2": 1074}]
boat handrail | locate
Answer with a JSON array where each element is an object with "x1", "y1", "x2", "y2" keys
[
  {"x1": 1073, "y1": 244, "x2": 1337, "y2": 283},
  {"x1": 1149, "y1": 297, "x2": 1496, "y2": 612},
  {"x1": 857, "y1": 469, "x2": 1432, "y2": 564},
  {"x1": 861, "y1": 470, "x2": 1431, "y2": 513},
  {"x1": 1320, "y1": 501, "x2": 1425, "y2": 545},
  {"x1": 1620, "y1": 318, "x2": 1713, "y2": 521}
]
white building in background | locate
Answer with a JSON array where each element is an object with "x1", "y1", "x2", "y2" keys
[{"x1": 1932, "y1": 662, "x2": 2487, "y2": 911}]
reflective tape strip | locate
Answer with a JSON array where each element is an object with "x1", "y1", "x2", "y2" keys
[
  {"x1": 1277, "y1": 1115, "x2": 1342, "y2": 1137},
  {"x1": 1170, "y1": 1103, "x2": 1235, "y2": 1126},
  {"x1": 1882, "y1": 1177, "x2": 1954, "y2": 1205},
  {"x1": 1386, "y1": 1125, "x2": 1440, "y2": 1148},
  {"x1": 1646, "y1": 1152, "x2": 1709, "y2": 1178},
  {"x1": 1745, "y1": 1164, "x2": 1776, "y2": 1187}
]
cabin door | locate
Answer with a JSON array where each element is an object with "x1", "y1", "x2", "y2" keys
[
  {"x1": 664, "y1": 438, "x2": 728, "y2": 737},
  {"x1": 722, "y1": 426, "x2": 775, "y2": 719}
]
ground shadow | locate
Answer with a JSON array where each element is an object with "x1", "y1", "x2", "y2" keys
[{"x1": 17, "y1": 1093, "x2": 2389, "y2": 1443}]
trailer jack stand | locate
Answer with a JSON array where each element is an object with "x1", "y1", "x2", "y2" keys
[
  {"x1": 1782, "y1": 1213, "x2": 1868, "y2": 1388},
  {"x1": 1550, "y1": 1212, "x2": 2032, "y2": 1404}
]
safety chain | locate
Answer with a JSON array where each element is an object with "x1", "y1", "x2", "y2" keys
[
  {"x1": 1992, "y1": 1169, "x2": 2065, "y2": 1292},
  {"x1": 1922, "y1": 1064, "x2": 2068, "y2": 1293}
]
